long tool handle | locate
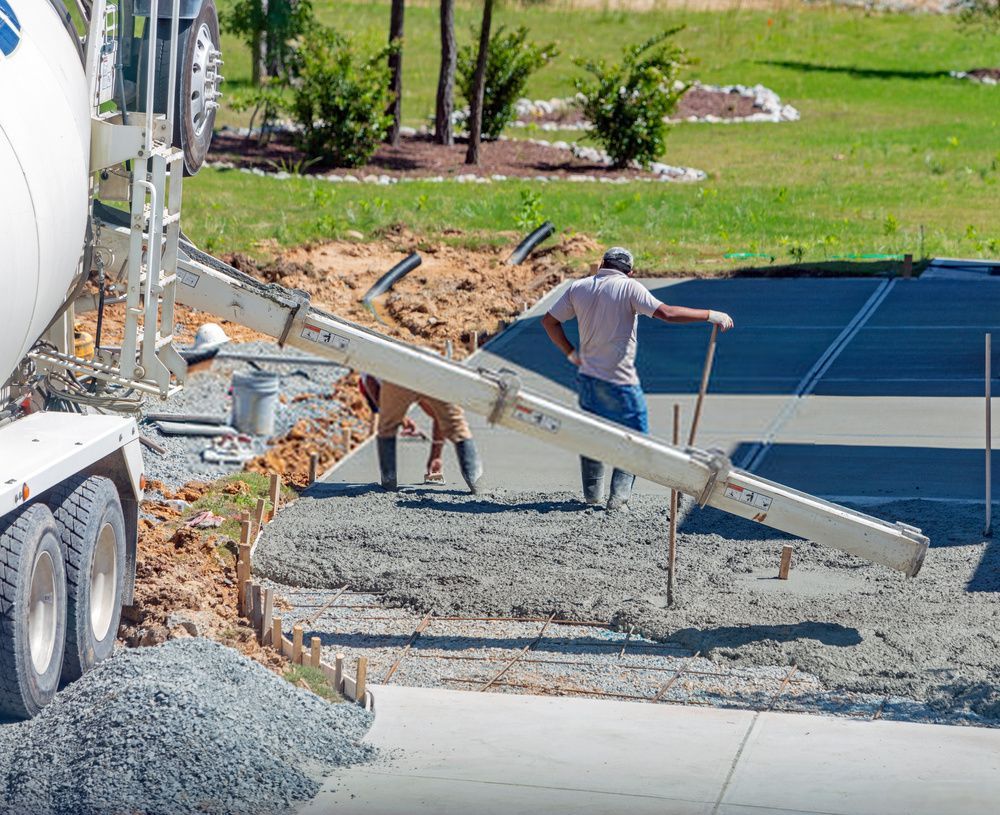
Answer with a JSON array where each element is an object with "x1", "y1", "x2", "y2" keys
[
  {"x1": 689, "y1": 324, "x2": 719, "y2": 446},
  {"x1": 987, "y1": 333, "x2": 992, "y2": 537}
]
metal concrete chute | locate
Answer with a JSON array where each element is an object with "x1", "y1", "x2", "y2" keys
[{"x1": 168, "y1": 246, "x2": 930, "y2": 578}]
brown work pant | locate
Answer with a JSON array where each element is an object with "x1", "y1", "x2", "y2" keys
[{"x1": 377, "y1": 382, "x2": 472, "y2": 442}]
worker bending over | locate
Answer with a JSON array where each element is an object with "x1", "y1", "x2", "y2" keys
[
  {"x1": 542, "y1": 247, "x2": 734, "y2": 511},
  {"x1": 365, "y1": 375, "x2": 484, "y2": 494}
]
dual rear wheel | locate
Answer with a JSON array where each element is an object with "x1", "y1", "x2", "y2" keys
[{"x1": 0, "y1": 477, "x2": 126, "y2": 718}]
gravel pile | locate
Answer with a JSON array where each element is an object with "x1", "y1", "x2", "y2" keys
[
  {"x1": 142, "y1": 341, "x2": 350, "y2": 489},
  {"x1": 0, "y1": 639, "x2": 375, "y2": 815},
  {"x1": 254, "y1": 488, "x2": 1000, "y2": 722}
]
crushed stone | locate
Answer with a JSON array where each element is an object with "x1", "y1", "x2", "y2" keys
[
  {"x1": 254, "y1": 487, "x2": 1000, "y2": 721},
  {"x1": 141, "y1": 341, "x2": 351, "y2": 490},
  {"x1": 0, "y1": 638, "x2": 374, "y2": 815}
]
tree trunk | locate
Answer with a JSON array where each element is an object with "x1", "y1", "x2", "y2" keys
[
  {"x1": 252, "y1": 0, "x2": 269, "y2": 85},
  {"x1": 465, "y1": 0, "x2": 493, "y2": 165},
  {"x1": 386, "y1": 0, "x2": 405, "y2": 146},
  {"x1": 434, "y1": 0, "x2": 456, "y2": 146}
]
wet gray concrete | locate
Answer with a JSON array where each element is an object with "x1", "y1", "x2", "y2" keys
[
  {"x1": 254, "y1": 487, "x2": 1000, "y2": 720},
  {"x1": 257, "y1": 275, "x2": 1000, "y2": 722}
]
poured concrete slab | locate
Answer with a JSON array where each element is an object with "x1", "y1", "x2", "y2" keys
[
  {"x1": 301, "y1": 685, "x2": 1000, "y2": 815},
  {"x1": 329, "y1": 276, "x2": 1000, "y2": 502}
]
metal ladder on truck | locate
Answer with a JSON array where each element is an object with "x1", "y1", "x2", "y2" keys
[{"x1": 159, "y1": 245, "x2": 928, "y2": 578}]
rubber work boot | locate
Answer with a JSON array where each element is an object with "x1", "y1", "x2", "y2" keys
[
  {"x1": 455, "y1": 439, "x2": 484, "y2": 494},
  {"x1": 606, "y1": 468, "x2": 635, "y2": 512},
  {"x1": 580, "y1": 456, "x2": 605, "y2": 505},
  {"x1": 377, "y1": 436, "x2": 398, "y2": 490}
]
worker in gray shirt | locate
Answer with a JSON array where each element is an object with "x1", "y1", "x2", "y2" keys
[{"x1": 542, "y1": 247, "x2": 734, "y2": 511}]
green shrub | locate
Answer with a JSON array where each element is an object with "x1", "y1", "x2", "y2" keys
[
  {"x1": 457, "y1": 25, "x2": 558, "y2": 141},
  {"x1": 288, "y1": 28, "x2": 396, "y2": 167},
  {"x1": 957, "y1": 0, "x2": 999, "y2": 31},
  {"x1": 573, "y1": 29, "x2": 688, "y2": 169},
  {"x1": 228, "y1": 79, "x2": 286, "y2": 146}
]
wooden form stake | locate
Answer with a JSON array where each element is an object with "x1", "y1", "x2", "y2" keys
[
  {"x1": 667, "y1": 404, "x2": 680, "y2": 607},
  {"x1": 778, "y1": 545, "x2": 793, "y2": 580},
  {"x1": 268, "y1": 473, "x2": 281, "y2": 521},
  {"x1": 689, "y1": 324, "x2": 719, "y2": 446},
  {"x1": 271, "y1": 615, "x2": 282, "y2": 650},
  {"x1": 308, "y1": 452, "x2": 319, "y2": 485},
  {"x1": 335, "y1": 654, "x2": 345, "y2": 692},
  {"x1": 356, "y1": 657, "x2": 368, "y2": 702},
  {"x1": 987, "y1": 333, "x2": 993, "y2": 537},
  {"x1": 310, "y1": 637, "x2": 322, "y2": 668},
  {"x1": 292, "y1": 624, "x2": 304, "y2": 664},
  {"x1": 236, "y1": 543, "x2": 251, "y2": 616},
  {"x1": 253, "y1": 497, "x2": 266, "y2": 537},
  {"x1": 261, "y1": 589, "x2": 274, "y2": 644}
]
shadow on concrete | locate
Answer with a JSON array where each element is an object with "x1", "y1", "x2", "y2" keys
[
  {"x1": 396, "y1": 495, "x2": 585, "y2": 515},
  {"x1": 741, "y1": 443, "x2": 999, "y2": 504},
  {"x1": 758, "y1": 60, "x2": 954, "y2": 81},
  {"x1": 303, "y1": 629, "x2": 680, "y2": 656},
  {"x1": 669, "y1": 621, "x2": 862, "y2": 652},
  {"x1": 677, "y1": 504, "x2": 797, "y2": 542},
  {"x1": 489, "y1": 278, "x2": 1000, "y2": 397},
  {"x1": 487, "y1": 278, "x2": 882, "y2": 396},
  {"x1": 731, "y1": 260, "x2": 919, "y2": 278},
  {"x1": 302, "y1": 482, "x2": 473, "y2": 501}
]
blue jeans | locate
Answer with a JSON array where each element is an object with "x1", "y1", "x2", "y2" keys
[{"x1": 576, "y1": 373, "x2": 649, "y2": 505}]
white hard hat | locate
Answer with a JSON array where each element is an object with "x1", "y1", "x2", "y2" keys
[{"x1": 192, "y1": 323, "x2": 230, "y2": 352}]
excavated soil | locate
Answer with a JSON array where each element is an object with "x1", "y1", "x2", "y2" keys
[
  {"x1": 227, "y1": 227, "x2": 597, "y2": 358},
  {"x1": 254, "y1": 488, "x2": 1000, "y2": 721},
  {"x1": 80, "y1": 229, "x2": 594, "y2": 486}
]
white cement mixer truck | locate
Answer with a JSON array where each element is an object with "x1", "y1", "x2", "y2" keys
[
  {"x1": 0, "y1": 0, "x2": 221, "y2": 718},
  {"x1": 0, "y1": 0, "x2": 929, "y2": 721}
]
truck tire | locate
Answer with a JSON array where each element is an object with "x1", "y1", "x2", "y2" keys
[
  {"x1": 137, "y1": 0, "x2": 220, "y2": 175},
  {"x1": 48, "y1": 476, "x2": 126, "y2": 682},
  {"x1": 0, "y1": 505, "x2": 68, "y2": 719}
]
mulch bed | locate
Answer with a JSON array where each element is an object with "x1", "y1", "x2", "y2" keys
[
  {"x1": 209, "y1": 132, "x2": 662, "y2": 180},
  {"x1": 964, "y1": 68, "x2": 1000, "y2": 82},
  {"x1": 519, "y1": 86, "x2": 762, "y2": 129}
]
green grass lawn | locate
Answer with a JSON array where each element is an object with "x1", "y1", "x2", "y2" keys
[{"x1": 184, "y1": 0, "x2": 1000, "y2": 270}]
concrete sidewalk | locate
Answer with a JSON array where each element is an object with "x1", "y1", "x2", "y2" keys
[{"x1": 302, "y1": 685, "x2": 1000, "y2": 815}]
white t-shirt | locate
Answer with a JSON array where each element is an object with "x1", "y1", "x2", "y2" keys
[{"x1": 548, "y1": 269, "x2": 663, "y2": 386}]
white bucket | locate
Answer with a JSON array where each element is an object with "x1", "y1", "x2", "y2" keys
[{"x1": 231, "y1": 370, "x2": 279, "y2": 435}]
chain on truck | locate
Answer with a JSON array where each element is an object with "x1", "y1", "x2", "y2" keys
[{"x1": 0, "y1": 0, "x2": 929, "y2": 721}]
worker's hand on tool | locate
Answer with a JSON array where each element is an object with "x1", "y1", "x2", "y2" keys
[
  {"x1": 567, "y1": 349, "x2": 581, "y2": 366},
  {"x1": 708, "y1": 310, "x2": 734, "y2": 332}
]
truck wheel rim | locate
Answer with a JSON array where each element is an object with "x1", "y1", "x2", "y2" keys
[
  {"x1": 188, "y1": 22, "x2": 215, "y2": 141},
  {"x1": 28, "y1": 550, "x2": 58, "y2": 675},
  {"x1": 90, "y1": 522, "x2": 118, "y2": 642}
]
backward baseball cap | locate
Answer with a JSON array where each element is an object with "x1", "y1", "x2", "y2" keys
[{"x1": 600, "y1": 246, "x2": 634, "y2": 274}]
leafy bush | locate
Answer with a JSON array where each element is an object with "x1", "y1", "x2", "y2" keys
[
  {"x1": 224, "y1": 0, "x2": 314, "y2": 80},
  {"x1": 956, "y1": 0, "x2": 1000, "y2": 31},
  {"x1": 288, "y1": 28, "x2": 396, "y2": 167},
  {"x1": 228, "y1": 80, "x2": 285, "y2": 146},
  {"x1": 457, "y1": 25, "x2": 558, "y2": 140},
  {"x1": 573, "y1": 29, "x2": 688, "y2": 169}
]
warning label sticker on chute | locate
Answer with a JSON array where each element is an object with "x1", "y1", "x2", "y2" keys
[
  {"x1": 513, "y1": 404, "x2": 560, "y2": 433},
  {"x1": 724, "y1": 483, "x2": 772, "y2": 511},
  {"x1": 301, "y1": 324, "x2": 350, "y2": 352}
]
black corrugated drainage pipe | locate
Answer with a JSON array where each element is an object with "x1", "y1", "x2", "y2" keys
[
  {"x1": 363, "y1": 252, "x2": 423, "y2": 302},
  {"x1": 506, "y1": 221, "x2": 555, "y2": 266}
]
